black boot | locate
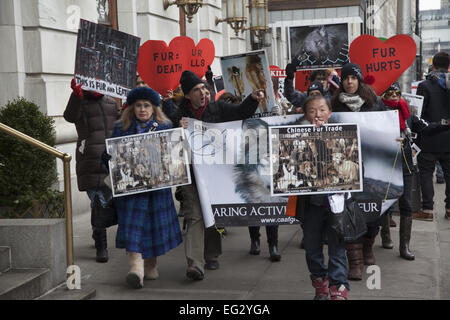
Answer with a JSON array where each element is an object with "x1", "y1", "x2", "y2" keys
[
  {"x1": 380, "y1": 214, "x2": 394, "y2": 249},
  {"x1": 249, "y1": 238, "x2": 260, "y2": 255},
  {"x1": 268, "y1": 243, "x2": 281, "y2": 262},
  {"x1": 92, "y1": 229, "x2": 108, "y2": 263},
  {"x1": 400, "y1": 216, "x2": 415, "y2": 260}
]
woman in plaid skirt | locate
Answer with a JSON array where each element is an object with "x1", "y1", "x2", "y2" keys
[{"x1": 111, "y1": 87, "x2": 182, "y2": 289}]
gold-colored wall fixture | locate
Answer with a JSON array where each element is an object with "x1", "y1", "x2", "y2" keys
[{"x1": 163, "y1": 0, "x2": 203, "y2": 23}]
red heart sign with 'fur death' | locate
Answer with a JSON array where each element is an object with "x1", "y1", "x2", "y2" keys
[
  {"x1": 349, "y1": 34, "x2": 416, "y2": 95},
  {"x1": 137, "y1": 36, "x2": 215, "y2": 96}
]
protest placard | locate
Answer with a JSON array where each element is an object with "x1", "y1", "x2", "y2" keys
[
  {"x1": 402, "y1": 93, "x2": 424, "y2": 118},
  {"x1": 137, "y1": 36, "x2": 215, "y2": 95},
  {"x1": 289, "y1": 24, "x2": 349, "y2": 70},
  {"x1": 269, "y1": 124, "x2": 363, "y2": 196},
  {"x1": 74, "y1": 19, "x2": 141, "y2": 99},
  {"x1": 220, "y1": 50, "x2": 276, "y2": 116},
  {"x1": 105, "y1": 128, "x2": 191, "y2": 197},
  {"x1": 349, "y1": 34, "x2": 417, "y2": 95}
]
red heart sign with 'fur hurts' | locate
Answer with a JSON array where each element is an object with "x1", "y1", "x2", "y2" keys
[
  {"x1": 349, "y1": 34, "x2": 416, "y2": 95},
  {"x1": 137, "y1": 36, "x2": 215, "y2": 95}
]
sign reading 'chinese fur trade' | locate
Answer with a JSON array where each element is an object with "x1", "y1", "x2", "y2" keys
[
  {"x1": 105, "y1": 128, "x2": 191, "y2": 198},
  {"x1": 269, "y1": 124, "x2": 363, "y2": 196}
]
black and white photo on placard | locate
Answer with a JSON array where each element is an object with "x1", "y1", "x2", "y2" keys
[
  {"x1": 105, "y1": 128, "x2": 191, "y2": 197},
  {"x1": 269, "y1": 124, "x2": 362, "y2": 196}
]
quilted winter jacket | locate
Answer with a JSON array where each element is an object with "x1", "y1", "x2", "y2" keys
[{"x1": 64, "y1": 92, "x2": 119, "y2": 191}]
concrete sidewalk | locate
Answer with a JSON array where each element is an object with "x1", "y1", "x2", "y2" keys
[{"x1": 70, "y1": 183, "x2": 450, "y2": 300}]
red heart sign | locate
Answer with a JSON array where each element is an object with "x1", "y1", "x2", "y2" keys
[
  {"x1": 137, "y1": 38, "x2": 187, "y2": 95},
  {"x1": 349, "y1": 35, "x2": 416, "y2": 95},
  {"x1": 189, "y1": 38, "x2": 215, "y2": 79},
  {"x1": 137, "y1": 36, "x2": 215, "y2": 95}
]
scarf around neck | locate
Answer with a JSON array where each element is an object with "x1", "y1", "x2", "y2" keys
[
  {"x1": 382, "y1": 98, "x2": 410, "y2": 131},
  {"x1": 187, "y1": 97, "x2": 209, "y2": 120},
  {"x1": 339, "y1": 93, "x2": 365, "y2": 112}
]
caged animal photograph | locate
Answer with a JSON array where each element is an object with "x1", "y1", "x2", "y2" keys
[{"x1": 289, "y1": 24, "x2": 349, "y2": 70}]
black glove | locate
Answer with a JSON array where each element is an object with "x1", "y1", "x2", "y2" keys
[
  {"x1": 205, "y1": 65, "x2": 213, "y2": 84},
  {"x1": 285, "y1": 63, "x2": 297, "y2": 80},
  {"x1": 101, "y1": 150, "x2": 112, "y2": 173}
]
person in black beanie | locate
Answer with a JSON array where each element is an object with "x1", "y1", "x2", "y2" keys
[
  {"x1": 169, "y1": 70, "x2": 265, "y2": 281},
  {"x1": 307, "y1": 81, "x2": 325, "y2": 97},
  {"x1": 330, "y1": 62, "x2": 386, "y2": 281}
]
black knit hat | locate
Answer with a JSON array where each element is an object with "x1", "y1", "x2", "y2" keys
[
  {"x1": 307, "y1": 81, "x2": 324, "y2": 96},
  {"x1": 180, "y1": 70, "x2": 204, "y2": 95},
  {"x1": 387, "y1": 81, "x2": 401, "y2": 92},
  {"x1": 126, "y1": 86, "x2": 160, "y2": 107},
  {"x1": 341, "y1": 63, "x2": 363, "y2": 82}
]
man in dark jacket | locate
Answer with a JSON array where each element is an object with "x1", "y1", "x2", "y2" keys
[
  {"x1": 170, "y1": 70, "x2": 264, "y2": 281},
  {"x1": 413, "y1": 51, "x2": 450, "y2": 221},
  {"x1": 64, "y1": 79, "x2": 119, "y2": 262}
]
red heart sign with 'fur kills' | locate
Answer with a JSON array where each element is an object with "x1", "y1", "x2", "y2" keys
[
  {"x1": 349, "y1": 34, "x2": 416, "y2": 95},
  {"x1": 137, "y1": 36, "x2": 215, "y2": 95}
]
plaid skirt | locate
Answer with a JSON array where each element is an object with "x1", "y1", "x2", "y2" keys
[{"x1": 114, "y1": 188, "x2": 182, "y2": 258}]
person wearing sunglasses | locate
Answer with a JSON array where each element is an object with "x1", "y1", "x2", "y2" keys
[{"x1": 381, "y1": 81, "x2": 450, "y2": 260}]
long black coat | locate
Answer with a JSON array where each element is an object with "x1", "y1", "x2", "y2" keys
[
  {"x1": 64, "y1": 92, "x2": 118, "y2": 191},
  {"x1": 416, "y1": 72, "x2": 450, "y2": 152}
]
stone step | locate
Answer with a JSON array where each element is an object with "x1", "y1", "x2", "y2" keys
[
  {"x1": 0, "y1": 247, "x2": 10, "y2": 273},
  {"x1": 36, "y1": 284, "x2": 96, "y2": 300},
  {"x1": 0, "y1": 268, "x2": 49, "y2": 300}
]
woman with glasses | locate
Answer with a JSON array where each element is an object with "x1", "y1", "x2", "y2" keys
[{"x1": 381, "y1": 81, "x2": 450, "y2": 260}]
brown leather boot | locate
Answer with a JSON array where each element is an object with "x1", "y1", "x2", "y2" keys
[
  {"x1": 363, "y1": 236, "x2": 376, "y2": 265},
  {"x1": 380, "y1": 214, "x2": 394, "y2": 249},
  {"x1": 346, "y1": 243, "x2": 364, "y2": 281}
]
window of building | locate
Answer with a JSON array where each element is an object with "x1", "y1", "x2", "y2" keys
[{"x1": 96, "y1": 0, "x2": 118, "y2": 30}]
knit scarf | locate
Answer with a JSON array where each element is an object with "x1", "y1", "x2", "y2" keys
[
  {"x1": 382, "y1": 98, "x2": 410, "y2": 132},
  {"x1": 339, "y1": 93, "x2": 365, "y2": 112},
  {"x1": 187, "y1": 97, "x2": 209, "y2": 120}
]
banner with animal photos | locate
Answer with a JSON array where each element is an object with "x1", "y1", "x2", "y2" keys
[
  {"x1": 269, "y1": 124, "x2": 363, "y2": 196},
  {"x1": 220, "y1": 50, "x2": 277, "y2": 117},
  {"x1": 105, "y1": 128, "x2": 191, "y2": 197},
  {"x1": 186, "y1": 110, "x2": 403, "y2": 227},
  {"x1": 288, "y1": 23, "x2": 349, "y2": 70}
]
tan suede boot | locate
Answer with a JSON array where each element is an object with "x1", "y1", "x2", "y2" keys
[
  {"x1": 126, "y1": 251, "x2": 144, "y2": 289},
  {"x1": 144, "y1": 257, "x2": 159, "y2": 280}
]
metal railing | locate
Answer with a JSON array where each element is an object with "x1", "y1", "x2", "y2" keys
[{"x1": 0, "y1": 122, "x2": 74, "y2": 272}]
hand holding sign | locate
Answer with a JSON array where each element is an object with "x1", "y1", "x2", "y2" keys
[{"x1": 349, "y1": 35, "x2": 416, "y2": 95}]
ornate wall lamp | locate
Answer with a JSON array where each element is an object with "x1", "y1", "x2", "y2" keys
[
  {"x1": 163, "y1": 0, "x2": 203, "y2": 23},
  {"x1": 215, "y1": 0, "x2": 247, "y2": 36},
  {"x1": 248, "y1": 0, "x2": 268, "y2": 46}
]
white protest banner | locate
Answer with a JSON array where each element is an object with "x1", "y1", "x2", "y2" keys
[{"x1": 186, "y1": 111, "x2": 403, "y2": 227}]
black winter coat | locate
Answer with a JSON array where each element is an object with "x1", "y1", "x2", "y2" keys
[
  {"x1": 416, "y1": 72, "x2": 450, "y2": 152},
  {"x1": 169, "y1": 94, "x2": 259, "y2": 126},
  {"x1": 64, "y1": 92, "x2": 119, "y2": 191}
]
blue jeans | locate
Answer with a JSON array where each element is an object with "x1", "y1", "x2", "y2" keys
[
  {"x1": 86, "y1": 187, "x2": 112, "y2": 231},
  {"x1": 303, "y1": 204, "x2": 349, "y2": 290}
]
